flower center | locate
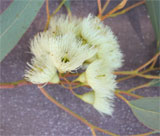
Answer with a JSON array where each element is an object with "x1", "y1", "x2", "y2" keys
[{"x1": 61, "y1": 57, "x2": 70, "y2": 63}]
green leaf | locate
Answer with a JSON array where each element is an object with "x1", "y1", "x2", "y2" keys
[
  {"x1": 149, "y1": 79, "x2": 160, "y2": 87},
  {"x1": 146, "y1": 0, "x2": 160, "y2": 52},
  {"x1": 64, "y1": 0, "x2": 71, "y2": 10},
  {"x1": 0, "y1": 0, "x2": 45, "y2": 62},
  {"x1": 129, "y1": 97, "x2": 160, "y2": 130}
]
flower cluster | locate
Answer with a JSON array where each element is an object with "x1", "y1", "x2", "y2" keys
[{"x1": 25, "y1": 14, "x2": 123, "y2": 115}]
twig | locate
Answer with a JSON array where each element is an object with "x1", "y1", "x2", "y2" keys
[
  {"x1": 38, "y1": 86, "x2": 118, "y2": 136},
  {"x1": 109, "y1": 0, "x2": 146, "y2": 17},
  {"x1": 0, "y1": 78, "x2": 79, "y2": 89},
  {"x1": 150, "y1": 58, "x2": 157, "y2": 69},
  {"x1": 131, "y1": 131, "x2": 154, "y2": 136},
  {"x1": 0, "y1": 79, "x2": 31, "y2": 89},
  {"x1": 127, "y1": 82, "x2": 150, "y2": 93},
  {"x1": 44, "y1": 0, "x2": 50, "y2": 30},
  {"x1": 101, "y1": 0, "x2": 128, "y2": 20},
  {"x1": 117, "y1": 74, "x2": 137, "y2": 82},
  {"x1": 97, "y1": 0, "x2": 102, "y2": 17},
  {"x1": 114, "y1": 71, "x2": 160, "y2": 79},
  {"x1": 135, "y1": 52, "x2": 160, "y2": 72},
  {"x1": 134, "y1": 73, "x2": 160, "y2": 79},
  {"x1": 101, "y1": 0, "x2": 110, "y2": 14},
  {"x1": 116, "y1": 65, "x2": 160, "y2": 82},
  {"x1": 1, "y1": 66, "x2": 159, "y2": 89},
  {"x1": 115, "y1": 92, "x2": 129, "y2": 105},
  {"x1": 59, "y1": 74, "x2": 81, "y2": 98},
  {"x1": 62, "y1": 76, "x2": 76, "y2": 95},
  {"x1": 117, "y1": 68, "x2": 160, "y2": 82},
  {"x1": 51, "y1": 0, "x2": 66, "y2": 17},
  {"x1": 150, "y1": 50, "x2": 159, "y2": 69},
  {"x1": 90, "y1": 128, "x2": 97, "y2": 136},
  {"x1": 116, "y1": 90, "x2": 143, "y2": 99}
]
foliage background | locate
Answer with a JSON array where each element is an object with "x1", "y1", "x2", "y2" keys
[{"x1": 0, "y1": 0, "x2": 159, "y2": 136}]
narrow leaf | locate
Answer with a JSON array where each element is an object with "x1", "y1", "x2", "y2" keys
[
  {"x1": 146, "y1": 0, "x2": 160, "y2": 42},
  {"x1": 0, "y1": 0, "x2": 45, "y2": 62},
  {"x1": 129, "y1": 97, "x2": 160, "y2": 130}
]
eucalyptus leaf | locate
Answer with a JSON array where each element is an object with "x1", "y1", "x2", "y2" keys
[
  {"x1": 146, "y1": 0, "x2": 160, "y2": 41},
  {"x1": 146, "y1": 0, "x2": 160, "y2": 51},
  {"x1": 129, "y1": 97, "x2": 160, "y2": 130},
  {"x1": 0, "y1": 0, "x2": 45, "y2": 62}
]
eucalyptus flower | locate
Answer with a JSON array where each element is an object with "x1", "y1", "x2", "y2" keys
[
  {"x1": 79, "y1": 14, "x2": 123, "y2": 70},
  {"x1": 25, "y1": 56, "x2": 59, "y2": 84},
  {"x1": 25, "y1": 31, "x2": 59, "y2": 84},
  {"x1": 49, "y1": 15, "x2": 81, "y2": 35},
  {"x1": 30, "y1": 31, "x2": 54, "y2": 59},
  {"x1": 25, "y1": 30, "x2": 96, "y2": 83},
  {"x1": 79, "y1": 14, "x2": 108, "y2": 47},
  {"x1": 80, "y1": 91, "x2": 114, "y2": 115},
  {"x1": 25, "y1": 14, "x2": 123, "y2": 115},
  {"x1": 50, "y1": 33, "x2": 97, "y2": 73},
  {"x1": 77, "y1": 60, "x2": 116, "y2": 115}
]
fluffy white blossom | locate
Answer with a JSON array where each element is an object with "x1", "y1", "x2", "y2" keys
[
  {"x1": 80, "y1": 14, "x2": 109, "y2": 47},
  {"x1": 50, "y1": 33, "x2": 97, "y2": 73},
  {"x1": 25, "y1": 14, "x2": 123, "y2": 115},
  {"x1": 76, "y1": 14, "x2": 123, "y2": 114},
  {"x1": 30, "y1": 32, "x2": 54, "y2": 59},
  {"x1": 25, "y1": 56, "x2": 59, "y2": 84},
  {"x1": 77, "y1": 60, "x2": 116, "y2": 115},
  {"x1": 80, "y1": 91, "x2": 114, "y2": 115},
  {"x1": 25, "y1": 25, "x2": 96, "y2": 83},
  {"x1": 80, "y1": 14, "x2": 123, "y2": 70},
  {"x1": 25, "y1": 32, "x2": 59, "y2": 84},
  {"x1": 49, "y1": 15, "x2": 81, "y2": 35}
]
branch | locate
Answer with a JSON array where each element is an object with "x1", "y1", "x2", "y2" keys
[
  {"x1": 115, "y1": 92, "x2": 129, "y2": 105},
  {"x1": 97, "y1": 0, "x2": 102, "y2": 17},
  {"x1": 127, "y1": 82, "x2": 151, "y2": 93},
  {"x1": 0, "y1": 79, "x2": 31, "y2": 89},
  {"x1": 44, "y1": 0, "x2": 50, "y2": 30},
  {"x1": 101, "y1": 0, "x2": 128, "y2": 20},
  {"x1": 51, "y1": 0, "x2": 66, "y2": 17},
  {"x1": 116, "y1": 51, "x2": 160, "y2": 82},
  {"x1": 116, "y1": 90, "x2": 143, "y2": 99},
  {"x1": 0, "y1": 78, "x2": 79, "y2": 89},
  {"x1": 101, "y1": 0, "x2": 110, "y2": 14},
  {"x1": 109, "y1": 0, "x2": 146, "y2": 18},
  {"x1": 90, "y1": 128, "x2": 97, "y2": 136},
  {"x1": 131, "y1": 131, "x2": 155, "y2": 136},
  {"x1": 135, "y1": 52, "x2": 160, "y2": 72},
  {"x1": 114, "y1": 71, "x2": 160, "y2": 79},
  {"x1": 117, "y1": 68, "x2": 160, "y2": 82}
]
